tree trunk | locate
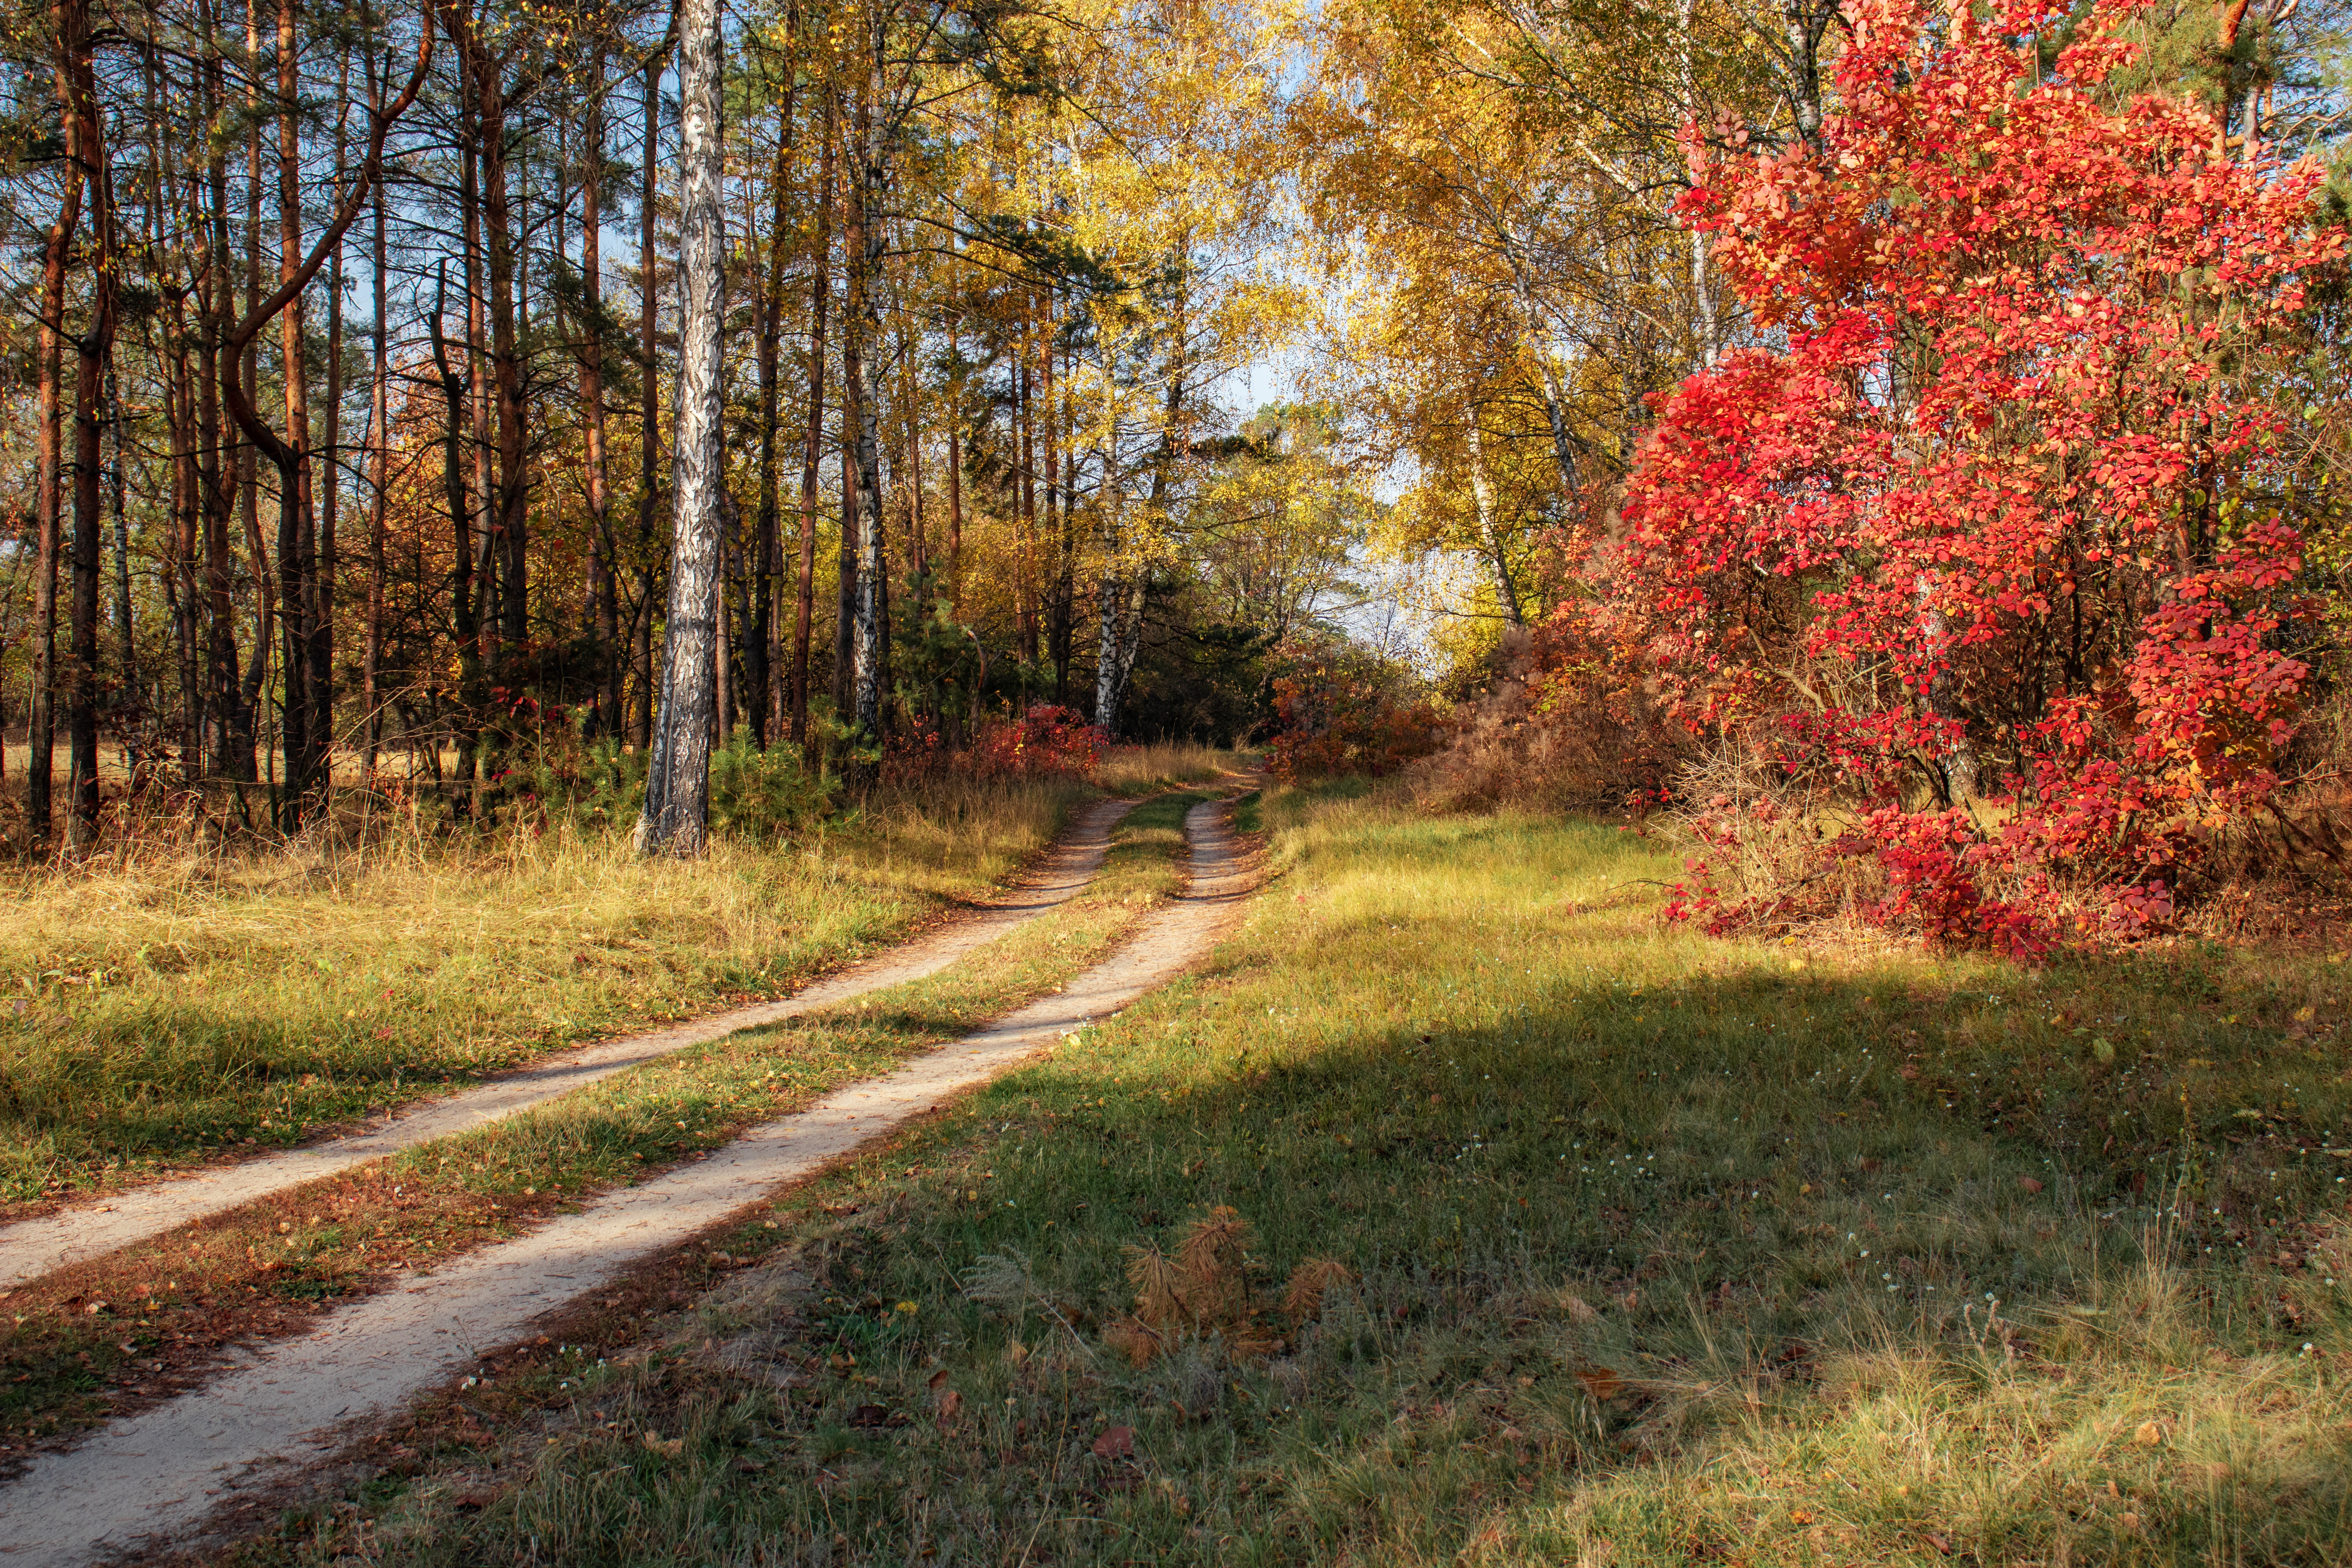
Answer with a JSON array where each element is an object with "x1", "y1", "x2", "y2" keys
[
  {"x1": 1044, "y1": 296, "x2": 1072, "y2": 702},
  {"x1": 273, "y1": 0, "x2": 319, "y2": 821},
  {"x1": 791, "y1": 108, "x2": 834, "y2": 752},
  {"x1": 196, "y1": 0, "x2": 249, "y2": 784},
  {"x1": 1465, "y1": 402, "x2": 1523, "y2": 628},
  {"x1": 751, "y1": 74, "x2": 797, "y2": 747},
  {"x1": 432, "y1": 265, "x2": 480, "y2": 782},
  {"x1": 319, "y1": 40, "x2": 348, "y2": 781},
  {"x1": 844, "y1": 73, "x2": 891, "y2": 748},
  {"x1": 465, "y1": 37, "x2": 528, "y2": 665},
  {"x1": 1016, "y1": 325, "x2": 1038, "y2": 666},
  {"x1": 632, "y1": 53, "x2": 661, "y2": 753},
  {"x1": 364, "y1": 23, "x2": 388, "y2": 771},
  {"x1": 27, "y1": 0, "x2": 85, "y2": 846},
  {"x1": 107, "y1": 356, "x2": 133, "y2": 693},
  {"x1": 64, "y1": 0, "x2": 114, "y2": 844},
  {"x1": 637, "y1": 0, "x2": 724, "y2": 857},
  {"x1": 579, "y1": 44, "x2": 619, "y2": 742}
]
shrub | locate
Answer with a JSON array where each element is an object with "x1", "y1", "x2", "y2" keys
[
  {"x1": 1265, "y1": 638, "x2": 1441, "y2": 784},
  {"x1": 960, "y1": 704, "x2": 1109, "y2": 780},
  {"x1": 1621, "y1": 0, "x2": 2339, "y2": 946}
]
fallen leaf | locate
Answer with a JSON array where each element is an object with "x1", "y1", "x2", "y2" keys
[
  {"x1": 2122, "y1": 1511, "x2": 2141, "y2": 1529},
  {"x1": 1789, "y1": 1509, "x2": 1815, "y2": 1526},
  {"x1": 927, "y1": 1368, "x2": 950, "y2": 1390},
  {"x1": 1092, "y1": 1425, "x2": 1135, "y2": 1460},
  {"x1": 642, "y1": 1433, "x2": 684, "y2": 1459},
  {"x1": 1921, "y1": 1530, "x2": 1951, "y2": 1554},
  {"x1": 2018, "y1": 1178, "x2": 2044, "y2": 1194},
  {"x1": 2134, "y1": 1420, "x2": 2165, "y2": 1448},
  {"x1": 1576, "y1": 1367, "x2": 1625, "y2": 1401},
  {"x1": 935, "y1": 1389, "x2": 963, "y2": 1424}
]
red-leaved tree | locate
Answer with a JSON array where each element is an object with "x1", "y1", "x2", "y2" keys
[{"x1": 1618, "y1": 0, "x2": 2340, "y2": 951}]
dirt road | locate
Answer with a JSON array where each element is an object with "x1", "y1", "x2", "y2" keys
[
  {"x1": 0, "y1": 799, "x2": 1138, "y2": 1293},
  {"x1": 0, "y1": 800, "x2": 1253, "y2": 1568}
]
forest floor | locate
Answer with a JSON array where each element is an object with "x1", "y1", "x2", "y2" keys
[{"x1": 9, "y1": 773, "x2": 2352, "y2": 1566}]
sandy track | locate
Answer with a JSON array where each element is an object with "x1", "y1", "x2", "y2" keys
[
  {"x1": 0, "y1": 801, "x2": 1252, "y2": 1568},
  {"x1": 0, "y1": 799, "x2": 1136, "y2": 1295}
]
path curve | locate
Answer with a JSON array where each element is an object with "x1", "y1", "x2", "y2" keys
[
  {"x1": 0, "y1": 801, "x2": 1254, "y2": 1568},
  {"x1": 0, "y1": 799, "x2": 1138, "y2": 1294}
]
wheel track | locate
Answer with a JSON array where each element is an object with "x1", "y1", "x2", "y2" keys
[
  {"x1": 0, "y1": 800, "x2": 1254, "y2": 1567},
  {"x1": 0, "y1": 799, "x2": 1135, "y2": 1294}
]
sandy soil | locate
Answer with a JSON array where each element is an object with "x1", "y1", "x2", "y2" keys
[
  {"x1": 0, "y1": 800, "x2": 1252, "y2": 1568},
  {"x1": 0, "y1": 800, "x2": 1137, "y2": 1294}
]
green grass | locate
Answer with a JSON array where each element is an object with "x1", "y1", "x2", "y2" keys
[
  {"x1": 0, "y1": 792, "x2": 1215, "y2": 1446},
  {"x1": 211, "y1": 785, "x2": 2352, "y2": 1565},
  {"x1": 0, "y1": 775, "x2": 1100, "y2": 1207}
]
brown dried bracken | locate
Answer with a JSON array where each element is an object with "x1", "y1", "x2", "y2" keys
[{"x1": 1101, "y1": 1207, "x2": 1347, "y2": 1367}]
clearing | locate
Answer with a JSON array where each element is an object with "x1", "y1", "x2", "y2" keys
[{"x1": 193, "y1": 780, "x2": 2352, "y2": 1568}]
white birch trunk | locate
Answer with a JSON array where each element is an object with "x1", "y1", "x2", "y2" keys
[{"x1": 636, "y1": 1, "x2": 723, "y2": 856}]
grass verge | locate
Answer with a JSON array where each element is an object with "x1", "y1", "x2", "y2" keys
[
  {"x1": 231, "y1": 780, "x2": 2352, "y2": 1568},
  {"x1": 0, "y1": 774, "x2": 1107, "y2": 1209},
  {"x1": 0, "y1": 792, "x2": 1214, "y2": 1457}
]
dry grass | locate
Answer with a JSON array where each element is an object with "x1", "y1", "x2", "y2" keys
[
  {"x1": 0, "y1": 775, "x2": 1085, "y2": 1207},
  {"x1": 1091, "y1": 741, "x2": 1245, "y2": 796}
]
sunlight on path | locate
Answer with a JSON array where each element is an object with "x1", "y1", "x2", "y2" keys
[
  {"x1": 0, "y1": 801, "x2": 1253, "y2": 1568},
  {"x1": 0, "y1": 800, "x2": 1136, "y2": 1294}
]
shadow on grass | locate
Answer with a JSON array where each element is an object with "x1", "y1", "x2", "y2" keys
[{"x1": 250, "y1": 817, "x2": 2352, "y2": 1568}]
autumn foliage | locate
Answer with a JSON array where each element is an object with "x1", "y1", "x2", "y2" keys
[
  {"x1": 1265, "y1": 638, "x2": 1443, "y2": 784},
  {"x1": 1617, "y1": 0, "x2": 2339, "y2": 950}
]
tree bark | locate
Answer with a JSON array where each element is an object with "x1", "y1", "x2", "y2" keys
[
  {"x1": 453, "y1": 19, "x2": 528, "y2": 665},
  {"x1": 844, "y1": 70, "x2": 890, "y2": 747},
  {"x1": 579, "y1": 44, "x2": 619, "y2": 742},
  {"x1": 27, "y1": 0, "x2": 85, "y2": 846},
  {"x1": 363, "y1": 21, "x2": 388, "y2": 771},
  {"x1": 1465, "y1": 398, "x2": 1523, "y2": 628},
  {"x1": 319, "y1": 40, "x2": 348, "y2": 780},
  {"x1": 632, "y1": 53, "x2": 662, "y2": 753},
  {"x1": 271, "y1": 0, "x2": 319, "y2": 820},
  {"x1": 64, "y1": 0, "x2": 114, "y2": 844},
  {"x1": 792, "y1": 107, "x2": 834, "y2": 752},
  {"x1": 637, "y1": 0, "x2": 724, "y2": 856},
  {"x1": 196, "y1": 0, "x2": 250, "y2": 784},
  {"x1": 751, "y1": 56, "x2": 799, "y2": 747},
  {"x1": 431, "y1": 264, "x2": 479, "y2": 780}
]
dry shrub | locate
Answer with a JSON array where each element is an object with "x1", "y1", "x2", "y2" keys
[
  {"x1": 1100, "y1": 1206, "x2": 1351, "y2": 1367},
  {"x1": 1407, "y1": 628, "x2": 1684, "y2": 815},
  {"x1": 2169, "y1": 686, "x2": 2352, "y2": 941}
]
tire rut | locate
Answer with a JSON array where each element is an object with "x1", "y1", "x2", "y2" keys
[
  {"x1": 0, "y1": 800, "x2": 1255, "y2": 1568},
  {"x1": 0, "y1": 799, "x2": 1137, "y2": 1294}
]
